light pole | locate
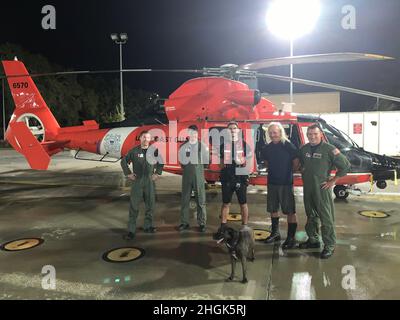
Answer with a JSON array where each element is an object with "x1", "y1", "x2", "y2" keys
[
  {"x1": 290, "y1": 37, "x2": 294, "y2": 103},
  {"x1": 111, "y1": 33, "x2": 128, "y2": 120},
  {"x1": 267, "y1": 0, "x2": 321, "y2": 103}
]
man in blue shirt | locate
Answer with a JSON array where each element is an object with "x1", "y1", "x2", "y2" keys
[{"x1": 260, "y1": 122, "x2": 300, "y2": 249}]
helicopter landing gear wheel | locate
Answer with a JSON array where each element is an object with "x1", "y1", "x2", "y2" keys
[
  {"x1": 376, "y1": 180, "x2": 387, "y2": 190},
  {"x1": 334, "y1": 185, "x2": 349, "y2": 199}
]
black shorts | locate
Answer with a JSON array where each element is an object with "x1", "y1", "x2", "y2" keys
[
  {"x1": 267, "y1": 184, "x2": 296, "y2": 214},
  {"x1": 221, "y1": 180, "x2": 248, "y2": 205}
]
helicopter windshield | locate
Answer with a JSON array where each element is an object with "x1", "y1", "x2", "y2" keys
[
  {"x1": 337, "y1": 128, "x2": 360, "y2": 148},
  {"x1": 319, "y1": 122, "x2": 354, "y2": 150}
]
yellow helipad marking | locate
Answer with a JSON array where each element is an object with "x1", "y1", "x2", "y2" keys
[
  {"x1": 358, "y1": 210, "x2": 389, "y2": 218},
  {"x1": 206, "y1": 184, "x2": 221, "y2": 189},
  {"x1": 227, "y1": 213, "x2": 242, "y2": 221},
  {"x1": 1, "y1": 238, "x2": 44, "y2": 251},
  {"x1": 253, "y1": 229, "x2": 271, "y2": 241},
  {"x1": 103, "y1": 247, "x2": 145, "y2": 263}
]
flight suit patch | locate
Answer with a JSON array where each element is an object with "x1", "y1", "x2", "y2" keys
[
  {"x1": 138, "y1": 153, "x2": 144, "y2": 158},
  {"x1": 305, "y1": 153, "x2": 311, "y2": 158},
  {"x1": 332, "y1": 148, "x2": 341, "y2": 156}
]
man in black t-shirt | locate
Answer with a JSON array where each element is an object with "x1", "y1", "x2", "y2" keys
[
  {"x1": 213, "y1": 121, "x2": 253, "y2": 243},
  {"x1": 260, "y1": 122, "x2": 300, "y2": 249}
]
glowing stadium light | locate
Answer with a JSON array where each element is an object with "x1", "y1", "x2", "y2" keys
[
  {"x1": 266, "y1": 0, "x2": 321, "y2": 40},
  {"x1": 266, "y1": 0, "x2": 321, "y2": 103}
]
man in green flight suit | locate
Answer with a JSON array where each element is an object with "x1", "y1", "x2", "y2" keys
[
  {"x1": 299, "y1": 124, "x2": 351, "y2": 259},
  {"x1": 121, "y1": 130, "x2": 164, "y2": 240},
  {"x1": 178, "y1": 125, "x2": 209, "y2": 233}
]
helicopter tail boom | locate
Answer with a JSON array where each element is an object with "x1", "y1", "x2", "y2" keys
[{"x1": 2, "y1": 59, "x2": 67, "y2": 169}]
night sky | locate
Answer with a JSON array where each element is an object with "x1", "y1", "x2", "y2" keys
[{"x1": 2, "y1": 0, "x2": 400, "y2": 111}]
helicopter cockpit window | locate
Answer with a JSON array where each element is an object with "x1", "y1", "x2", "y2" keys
[{"x1": 319, "y1": 122, "x2": 353, "y2": 150}]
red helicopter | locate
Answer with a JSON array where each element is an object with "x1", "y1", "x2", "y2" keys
[{"x1": 2, "y1": 53, "x2": 400, "y2": 199}]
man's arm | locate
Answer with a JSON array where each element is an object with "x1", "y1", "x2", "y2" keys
[
  {"x1": 244, "y1": 142, "x2": 253, "y2": 162},
  {"x1": 298, "y1": 146, "x2": 306, "y2": 174},
  {"x1": 321, "y1": 147, "x2": 351, "y2": 189},
  {"x1": 178, "y1": 143, "x2": 186, "y2": 169},
  {"x1": 332, "y1": 149, "x2": 351, "y2": 178},
  {"x1": 292, "y1": 158, "x2": 301, "y2": 172},
  {"x1": 201, "y1": 142, "x2": 210, "y2": 168},
  {"x1": 121, "y1": 150, "x2": 134, "y2": 176},
  {"x1": 219, "y1": 143, "x2": 225, "y2": 170},
  {"x1": 289, "y1": 143, "x2": 301, "y2": 172},
  {"x1": 154, "y1": 148, "x2": 164, "y2": 175}
]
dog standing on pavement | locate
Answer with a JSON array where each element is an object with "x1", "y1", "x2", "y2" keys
[{"x1": 216, "y1": 225, "x2": 255, "y2": 283}]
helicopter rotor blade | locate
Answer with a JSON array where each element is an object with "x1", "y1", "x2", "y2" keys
[
  {"x1": 0, "y1": 68, "x2": 205, "y2": 80},
  {"x1": 257, "y1": 72, "x2": 400, "y2": 103},
  {"x1": 240, "y1": 53, "x2": 394, "y2": 71}
]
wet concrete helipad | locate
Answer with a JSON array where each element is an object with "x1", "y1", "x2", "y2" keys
[{"x1": 0, "y1": 149, "x2": 399, "y2": 300}]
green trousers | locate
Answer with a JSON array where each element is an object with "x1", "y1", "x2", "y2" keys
[
  {"x1": 128, "y1": 177, "x2": 155, "y2": 233},
  {"x1": 303, "y1": 185, "x2": 336, "y2": 249},
  {"x1": 180, "y1": 170, "x2": 207, "y2": 226}
]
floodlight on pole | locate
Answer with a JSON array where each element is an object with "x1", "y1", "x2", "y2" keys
[
  {"x1": 110, "y1": 32, "x2": 128, "y2": 120},
  {"x1": 266, "y1": 0, "x2": 321, "y2": 103}
]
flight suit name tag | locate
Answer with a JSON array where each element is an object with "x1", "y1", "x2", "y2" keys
[
  {"x1": 313, "y1": 153, "x2": 322, "y2": 159},
  {"x1": 138, "y1": 153, "x2": 144, "y2": 158}
]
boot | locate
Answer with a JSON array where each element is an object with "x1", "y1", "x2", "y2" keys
[
  {"x1": 282, "y1": 223, "x2": 297, "y2": 249},
  {"x1": 264, "y1": 217, "x2": 281, "y2": 244},
  {"x1": 299, "y1": 240, "x2": 321, "y2": 249},
  {"x1": 320, "y1": 247, "x2": 335, "y2": 259},
  {"x1": 178, "y1": 223, "x2": 190, "y2": 232}
]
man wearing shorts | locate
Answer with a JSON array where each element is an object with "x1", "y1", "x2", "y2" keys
[
  {"x1": 213, "y1": 121, "x2": 253, "y2": 240},
  {"x1": 260, "y1": 122, "x2": 300, "y2": 249}
]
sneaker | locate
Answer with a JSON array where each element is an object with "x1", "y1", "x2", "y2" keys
[
  {"x1": 320, "y1": 247, "x2": 335, "y2": 259},
  {"x1": 282, "y1": 237, "x2": 296, "y2": 249},
  {"x1": 178, "y1": 224, "x2": 190, "y2": 232},
  {"x1": 263, "y1": 232, "x2": 281, "y2": 244}
]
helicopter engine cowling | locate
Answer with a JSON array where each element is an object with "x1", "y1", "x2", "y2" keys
[{"x1": 225, "y1": 89, "x2": 261, "y2": 106}]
